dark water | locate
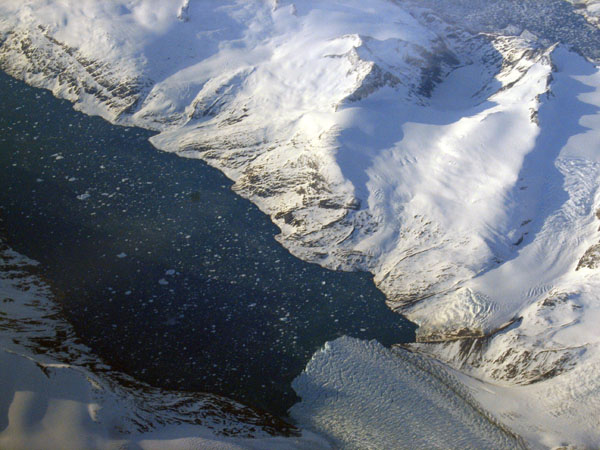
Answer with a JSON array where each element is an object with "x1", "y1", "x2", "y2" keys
[{"x1": 0, "y1": 72, "x2": 415, "y2": 416}]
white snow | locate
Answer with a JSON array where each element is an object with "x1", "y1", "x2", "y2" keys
[{"x1": 453, "y1": 341, "x2": 600, "y2": 449}]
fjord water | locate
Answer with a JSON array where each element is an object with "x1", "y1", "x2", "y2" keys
[{"x1": 0, "y1": 72, "x2": 415, "y2": 416}]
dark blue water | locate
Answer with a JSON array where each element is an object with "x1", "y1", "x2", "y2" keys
[{"x1": 0, "y1": 72, "x2": 415, "y2": 416}]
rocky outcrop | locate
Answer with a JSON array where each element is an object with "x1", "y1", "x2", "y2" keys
[
  {"x1": 408, "y1": 290, "x2": 586, "y2": 385},
  {"x1": 568, "y1": 0, "x2": 600, "y2": 27},
  {"x1": 0, "y1": 25, "x2": 149, "y2": 122},
  {"x1": 576, "y1": 209, "x2": 600, "y2": 270}
]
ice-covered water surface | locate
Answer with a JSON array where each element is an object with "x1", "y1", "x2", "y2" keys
[
  {"x1": 0, "y1": 241, "x2": 328, "y2": 448},
  {"x1": 290, "y1": 337, "x2": 524, "y2": 450},
  {"x1": 0, "y1": 72, "x2": 414, "y2": 416}
]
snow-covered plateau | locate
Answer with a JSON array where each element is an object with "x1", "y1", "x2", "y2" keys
[{"x1": 1, "y1": 0, "x2": 600, "y2": 448}]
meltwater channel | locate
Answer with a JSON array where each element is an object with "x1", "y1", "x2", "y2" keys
[{"x1": 0, "y1": 72, "x2": 415, "y2": 416}]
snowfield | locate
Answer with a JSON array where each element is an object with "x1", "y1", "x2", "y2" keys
[{"x1": 1, "y1": 0, "x2": 600, "y2": 448}]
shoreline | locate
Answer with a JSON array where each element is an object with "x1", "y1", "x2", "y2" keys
[
  {"x1": 0, "y1": 70, "x2": 415, "y2": 417},
  {"x1": 0, "y1": 239, "x2": 329, "y2": 448},
  {"x1": 0, "y1": 240, "x2": 525, "y2": 449}
]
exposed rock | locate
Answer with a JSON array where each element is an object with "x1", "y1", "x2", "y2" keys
[{"x1": 576, "y1": 242, "x2": 600, "y2": 270}]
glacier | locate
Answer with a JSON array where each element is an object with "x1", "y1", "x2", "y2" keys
[
  {"x1": 290, "y1": 336, "x2": 525, "y2": 449},
  {"x1": 1, "y1": 0, "x2": 600, "y2": 448}
]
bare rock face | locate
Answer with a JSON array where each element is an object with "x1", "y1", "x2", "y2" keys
[
  {"x1": 177, "y1": 0, "x2": 191, "y2": 22},
  {"x1": 408, "y1": 289, "x2": 587, "y2": 387},
  {"x1": 0, "y1": 25, "x2": 149, "y2": 122},
  {"x1": 577, "y1": 242, "x2": 600, "y2": 270},
  {"x1": 576, "y1": 209, "x2": 600, "y2": 270}
]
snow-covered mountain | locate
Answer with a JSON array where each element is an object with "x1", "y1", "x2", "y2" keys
[{"x1": 1, "y1": 0, "x2": 600, "y2": 447}]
